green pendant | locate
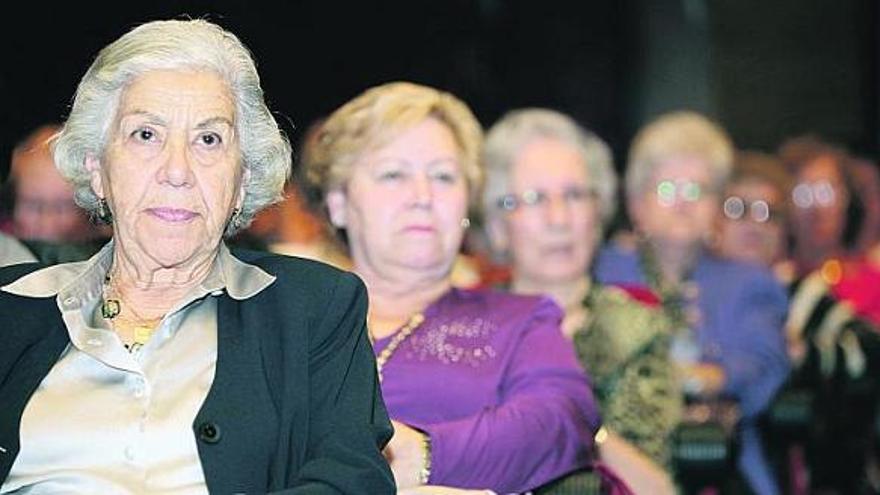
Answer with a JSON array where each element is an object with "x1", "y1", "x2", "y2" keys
[{"x1": 101, "y1": 298, "x2": 121, "y2": 319}]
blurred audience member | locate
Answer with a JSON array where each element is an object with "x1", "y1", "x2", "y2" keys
[
  {"x1": 595, "y1": 111, "x2": 790, "y2": 495},
  {"x1": 304, "y1": 82, "x2": 606, "y2": 493},
  {"x1": 714, "y1": 150, "x2": 794, "y2": 280},
  {"x1": 778, "y1": 135, "x2": 863, "y2": 279},
  {"x1": 483, "y1": 108, "x2": 677, "y2": 494},
  {"x1": 2, "y1": 124, "x2": 108, "y2": 263},
  {"x1": 4, "y1": 125, "x2": 100, "y2": 242},
  {"x1": 713, "y1": 146, "x2": 880, "y2": 493}
]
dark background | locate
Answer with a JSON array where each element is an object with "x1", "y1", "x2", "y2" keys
[{"x1": 1, "y1": 0, "x2": 877, "y2": 180}]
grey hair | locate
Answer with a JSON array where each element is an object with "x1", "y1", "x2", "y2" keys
[
  {"x1": 53, "y1": 18, "x2": 291, "y2": 236},
  {"x1": 625, "y1": 111, "x2": 733, "y2": 201},
  {"x1": 482, "y1": 108, "x2": 617, "y2": 227}
]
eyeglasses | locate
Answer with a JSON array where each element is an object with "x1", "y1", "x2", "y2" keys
[
  {"x1": 792, "y1": 180, "x2": 837, "y2": 208},
  {"x1": 723, "y1": 196, "x2": 782, "y2": 223},
  {"x1": 654, "y1": 179, "x2": 708, "y2": 207},
  {"x1": 496, "y1": 186, "x2": 598, "y2": 212}
]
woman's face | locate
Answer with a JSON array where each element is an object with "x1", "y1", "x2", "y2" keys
[
  {"x1": 631, "y1": 155, "x2": 718, "y2": 249},
  {"x1": 790, "y1": 155, "x2": 849, "y2": 251},
  {"x1": 327, "y1": 117, "x2": 468, "y2": 283},
  {"x1": 88, "y1": 70, "x2": 244, "y2": 269},
  {"x1": 497, "y1": 137, "x2": 600, "y2": 287},
  {"x1": 715, "y1": 178, "x2": 787, "y2": 267}
]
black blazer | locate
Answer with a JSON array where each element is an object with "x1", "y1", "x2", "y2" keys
[{"x1": 0, "y1": 249, "x2": 395, "y2": 494}]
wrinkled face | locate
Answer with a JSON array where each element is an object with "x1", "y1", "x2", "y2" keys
[
  {"x1": 326, "y1": 117, "x2": 468, "y2": 282},
  {"x1": 631, "y1": 155, "x2": 718, "y2": 248},
  {"x1": 13, "y1": 150, "x2": 89, "y2": 242},
  {"x1": 790, "y1": 155, "x2": 848, "y2": 251},
  {"x1": 87, "y1": 70, "x2": 245, "y2": 269},
  {"x1": 716, "y1": 179, "x2": 787, "y2": 267},
  {"x1": 495, "y1": 137, "x2": 599, "y2": 286}
]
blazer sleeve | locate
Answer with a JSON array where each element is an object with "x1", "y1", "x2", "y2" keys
[
  {"x1": 410, "y1": 298, "x2": 599, "y2": 493},
  {"x1": 285, "y1": 271, "x2": 395, "y2": 494}
]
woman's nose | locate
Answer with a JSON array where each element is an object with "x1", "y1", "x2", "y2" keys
[{"x1": 157, "y1": 136, "x2": 195, "y2": 187}]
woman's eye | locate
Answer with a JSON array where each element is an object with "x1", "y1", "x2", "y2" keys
[
  {"x1": 132, "y1": 128, "x2": 155, "y2": 142},
  {"x1": 199, "y1": 132, "x2": 222, "y2": 147},
  {"x1": 432, "y1": 171, "x2": 458, "y2": 184},
  {"x1": 378, "y1": 170, "x2": 404, "y2": 181}
]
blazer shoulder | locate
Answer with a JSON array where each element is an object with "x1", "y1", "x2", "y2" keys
[
  {"x1": 0, "y1": 262, "x2": 45, "y2": 286},
  {"x1": 234, "y1": 249, "x2": 364, "y2": 303}
]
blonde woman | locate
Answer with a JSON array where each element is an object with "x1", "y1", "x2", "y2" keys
[{"x1": 304, "y1": 82, "x2": 602, "y2": 493}]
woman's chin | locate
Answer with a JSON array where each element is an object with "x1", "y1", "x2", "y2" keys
[{"x1": 134, "y1": 236, "x2": 209, "y2": 269}]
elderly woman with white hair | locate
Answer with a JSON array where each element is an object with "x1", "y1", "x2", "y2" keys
[
  {"x1": 482, "y1": 108, "x2": 679, "y2": 494},
  {"x1": 594, "y1": 111, "x2": 789, "y2": 494},
  {"x1": 0, "y1": 19, "x2": 394, "y2": 493}
]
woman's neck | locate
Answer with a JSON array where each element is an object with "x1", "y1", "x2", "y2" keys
[
  {"x1": 512, "y1": 275, "x2": 591, "y2": 338},
  {"x1": 359, "y1": 270, "x2": 452, "y2": 340},
  {"x1": 109, "y1": 245, "x2": 218, "y2": 319},
  {"x1": 647, "y1": 239, "x2": 700, "y2": 285}
]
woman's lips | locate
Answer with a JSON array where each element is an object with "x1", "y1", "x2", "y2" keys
[
  {"x1": 402, "y1": 225, "x2": 435, "y2": 233},
  {"x1": 146, "y1": 207, "x2": 199, "y2": 223}
]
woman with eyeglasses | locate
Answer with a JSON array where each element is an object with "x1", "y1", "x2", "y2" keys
[
  {"x1": 714, "y1": 151, "x2": 793, "y2": 279},
  {"x1": 594, "y1": 111, "x2": 790, "y2": 495},
  {"x1": 482, "y1": 108, "x2": 679, "y2": 494},
  {"x1": 719, "y1": 139, "x2": 880, "y2": 495}
]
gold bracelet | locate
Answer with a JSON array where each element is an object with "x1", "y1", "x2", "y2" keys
[
  {"x1": 594, "y1": 426, "x2": 609, "y2": 446},
  {"x1": 418, "y1": 433, "x2": 432, "y2": 485}
]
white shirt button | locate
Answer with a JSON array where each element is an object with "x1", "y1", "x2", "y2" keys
[{"x1": 124, "y1": 446, "x2": 135, "y2": 461}]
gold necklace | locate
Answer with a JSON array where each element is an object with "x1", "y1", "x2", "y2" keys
[
  {"x1": 374, "y1": 313, "x2": 425, "y2": 383},
  {"x1": 101, "y1": 273, "x2": 164, "y2": 352}
]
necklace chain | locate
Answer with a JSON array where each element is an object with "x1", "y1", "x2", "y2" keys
[
  {"x1": 374, "y1": 313, "x2": 425, "y2": 382},
  {"x1": 101, "y1": 272, "x2": 164, "y2": 352}
]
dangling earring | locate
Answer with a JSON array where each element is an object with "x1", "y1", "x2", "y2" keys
[
  {"x1": 96, "y1": 197, "x2": 112, "y2": 224},
  {"x1": 460, "y1": 217, "x2": 471, "y2": 229},
  {"x1": 228, "y1": 207, "x2": 242, "y2": 231}
]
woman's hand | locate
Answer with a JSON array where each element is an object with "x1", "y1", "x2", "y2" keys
[
  {"x1": 598, "y1": 429, "x2": 676, "y2": 495},
  {"x1": 385, "y1": 420, "x2": 430, "y2": 489},
  {"x1": 681, "y1": 362, "x2": 726, "y2": 396}
]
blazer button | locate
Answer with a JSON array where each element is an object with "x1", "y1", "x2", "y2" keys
[{"x1": 198, "y1": 422, "x2": 222, "y2": 444}]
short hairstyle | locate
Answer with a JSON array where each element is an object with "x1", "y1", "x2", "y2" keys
[
  {"x1": 302, "y1": 81, "x2": 484, "y2": 209},
  {"x1": 482, "y1": 108, "x2": 617, "y2": 226},
  {"x1": 625, "y1": 111, "x2": 734, "y2": 200},
  {"x1": 53, "y1": 18, "x2": 291, "y2": 236},
  {"x1": 728, "y1": 150, "x2": 794, "y2": 199}
]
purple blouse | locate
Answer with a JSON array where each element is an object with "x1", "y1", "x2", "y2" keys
[{"x1": 374, "y1": 288, "x2": 600, "y2": 493}]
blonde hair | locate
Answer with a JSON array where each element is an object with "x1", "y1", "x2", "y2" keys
[
  {"x1": 303, "y1": 81, "x2": 484, "y2": 208},
  {"x1": 625, "y1": 111, "x2": 734, "y2": 200},
  {"x1": 53, "y1": 18, "x2": 291, "y2": 236}
]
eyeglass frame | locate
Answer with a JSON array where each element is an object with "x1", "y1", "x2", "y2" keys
[
  {"x1": 495, "y1": 185, "x2": 599, "y2": 212},
  {"x1": 722, "y1": 195, "x2": 785, "y2": 224}
]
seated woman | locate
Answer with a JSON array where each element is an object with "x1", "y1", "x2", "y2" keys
[
  {"x1": 302, "y1": 82, "x2": 601, "y2": 494},
  {"x1": 594, "y1": 111, "x2": 790, "y2": 495},
  {"x1": 715, "y1": 149, "x2": 880, "y2": 494},
  {"x1": 0, "y1": 19, "x2": 393, "y2": 493},
  {"x1": 481, "y1": 108, "x2": 678, "y2": 494}
]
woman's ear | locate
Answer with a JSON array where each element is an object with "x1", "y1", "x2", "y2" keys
[
  {"x1": 325, "y1": 189, "x2": 348, "y2": 228},
  {"x1": 85, "y1": 153, "x2": 105, "y2": 198},
  {"x1": 235, "y1": 167, "x2": 251, "y2": 211}
]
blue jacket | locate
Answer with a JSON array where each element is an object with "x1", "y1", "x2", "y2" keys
[{"x1": 595, "y1": 243, "x2": 790, "y2": 494}]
